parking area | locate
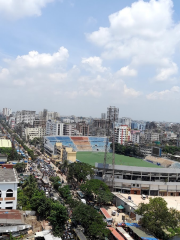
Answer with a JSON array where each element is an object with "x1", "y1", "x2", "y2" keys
[
  {"x1": 121, "y1": 193, "x2": 180, "y2": 211},
  {"x1": 103, "y1": 205, "x2": 128, "y2": 225}
]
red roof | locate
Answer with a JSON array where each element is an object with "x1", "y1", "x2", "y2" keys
[
  {"x1": 100, "y1": 208, "x2": 112, "y2": 219},
  {"x1": 108, "y1": 227, "x2": 125, "y2": 240}
]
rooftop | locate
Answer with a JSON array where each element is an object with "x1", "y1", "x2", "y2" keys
[
  {"x1": 0, "y1": 210, "x2": 24, "y2": 225},
  {"x1": 0, "y1": 168, "x2": 18, "y2": 183}
]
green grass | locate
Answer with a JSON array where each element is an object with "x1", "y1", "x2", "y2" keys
[{"x1": 76, "y1": 151, "x2": 161, "y2": 168}]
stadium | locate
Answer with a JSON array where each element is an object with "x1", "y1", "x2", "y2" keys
[
  {"x1": 44, "y1": 136, "x2": 111, "y2": 155},
  {"x1": 44, "y1": 136, "x2": 180, "y2": 197}
]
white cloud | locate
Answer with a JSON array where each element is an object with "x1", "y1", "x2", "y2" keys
[
  {"x1": 6, "y1": 47, "x2": 69, "y2": 68},
  {"x1": 146, "y1": 86, "x2": 180, "y2": 100},
  {"x1": 155, "y1": 59, "x2": 178, "y2": 81},
  {"x1": 116, "y1": 65, "x2": 137, "y2": 77},
  {"x1": 87, "y1": 0, "x2": 180, "y2": 81},
  {"x1": 82, "y1": 56, "x2": 107, "y2": 73},
  {"x1": 0, "y1": 0, "x2": 56, "y2": 19}
]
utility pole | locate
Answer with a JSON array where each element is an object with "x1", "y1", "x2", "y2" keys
[{"x1": 103, "y1": 106, "x2": 119, "y2": 190}]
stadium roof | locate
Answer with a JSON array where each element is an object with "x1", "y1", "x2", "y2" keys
[{"x1": 96, "y1": 163, "x2": 180, "y2": 173}]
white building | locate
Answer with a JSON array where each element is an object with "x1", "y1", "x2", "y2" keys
[
  {"x1": 130, "y1": 130, "x2": 140, "y2": 144},
  {"x1": 3, "y1": 108, "x2": 12, "y2": 117},
  {"x1": 115, "y1": 125, "x2": 131, "y2": 145},
  {"x1": 46, "y1": 120, "x2": 64, "y2": 136},
  {"x1": 16, "y1": 110, "x2": 36, "y2": 125},
  {"x1": 9, "y1": 117, "x2": 15, "y2": 129},
  {"x1": 145, "y1": 132, "x2": 159, "y2": 142},
  {"x1": 166, "y1": 131, "x2": 177, "y2": 140},
  {"x1": 120, "y1": 117, "x2": 131, "y2": 128},
  {"x1": 39, "y1": 111, "x2": 60, "y2": 121},
  {"x1": 25, "y1": 127, "x2": 46, "y2": 140},
  {"x1": 0, "y1": 168, "x2": 18, "y2": 209}
]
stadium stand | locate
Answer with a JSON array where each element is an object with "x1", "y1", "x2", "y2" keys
[
  {"x1": 145, "y1": 156, "x2": 173, "y2": 168},
  {"x1": 46, "y1": 136, "x2": 77, "y2": 150},
  {"x1": 89, "y1": 137, "x2": 110, "y2": 152},
  {"x1": 170, "y1": 162, "x2": 180, "y2": 169},
  {"x1": 71, "y1": 137, "x2": 92, "y2": 151},
  {"x1": 45, "y1": 136, "x2": 110, "y2": 152}
]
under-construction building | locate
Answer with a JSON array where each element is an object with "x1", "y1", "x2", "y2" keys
[{"x1": 76, "y1": 121, "x2": 89, "y2": 136}]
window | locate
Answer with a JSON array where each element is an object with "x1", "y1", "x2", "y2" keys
[
  {"x1": 137, "y1": 184, "x2": 139, "y2": 187},
  {"x1": 5, "y1": 207, "x2": 12, "y2": 209},
  {"x1": 6, "y1": 202, "x2": 13, "y2": 204},
  {"x1": 0, "y1": 191, "x2": 1, "y2": 198},
  {"x1": 6, "y1": 189, "x2": 13, "y2": 197}
]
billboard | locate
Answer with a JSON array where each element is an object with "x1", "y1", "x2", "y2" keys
[{"x1": 152, "y1": 147, "x2": 161, "y2": 157}]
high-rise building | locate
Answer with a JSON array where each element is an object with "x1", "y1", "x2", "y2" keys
[
  {"x1": 25, "y1": 127, "x2": 46, "y2": 140},
  {"x1": 115, "y1": 125, "x2": 131, "y2": 145},
  {"x1": 76, "y1": 121, "x2": 89, "y2": 136},
  {"x1": 63, "y1": 124, "x2": 75, "y2": 136},
  {"x1": 3, "y1": 108, "x2": 12, "y2": 117},
  {"x1": 15, "y1": 110, "x2": 36, "y2": 125},
  {"x1": 101, "y1": 113, "x2": 106, "y2": 120},
  {"x1": 46, "y1": 120, "x2": 64, "y2": 136},
  {"x1": 130, "y1": 130, "x2": 140, "y2": 144},
  {"x1": 120, "y1": 117, "x2": 131, "y2": 128},
  {"x1": 9, "y1": 117, "x2": 15, "y2": 129},
  {"x1": 39, "y1": 109, "x2": 60, "y2": 121}
]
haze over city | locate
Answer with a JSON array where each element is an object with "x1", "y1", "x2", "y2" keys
[{"x1": 1, "y1": 0, "x2": 180, "y2": 121}]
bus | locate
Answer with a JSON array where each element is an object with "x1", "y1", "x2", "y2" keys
[
  {"x1": 100, "y1": 208, "x2": 112, "y2": 227},
  {"x1": 108, "y1": 227, "x2": 125, "y2": 240},
  {"x1": 116, "y1": 227, "x2": 134, "y2": 240},
  {"x1": 73, "y1": 228, "x2": 87, "y2": 240}
]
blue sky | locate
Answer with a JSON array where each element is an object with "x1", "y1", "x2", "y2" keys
[{"x1": 1, "y1": 0, "x2": 180, "y2": 121}]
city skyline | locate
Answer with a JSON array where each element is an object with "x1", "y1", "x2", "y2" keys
[{"x1": 0, "y1": 0, "x2": 180, "y2": 121}]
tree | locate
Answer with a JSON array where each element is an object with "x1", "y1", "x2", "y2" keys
[
  {"x1": 80, "y1": 179, "x2": 113, "y2": 204},
  {"x1": 135, "y1": 197, "x2": 180, "y2": 239},
  {"x1": 73, "y1": 203, "x2": 109, "y2": 239},
  {"x1": 22, "y1": 175, "x2": 37, "y2": 198},
  {"x1": 30, "y1": 191, "x2": 52, "y2": 218},
  {"x1": 59, "y1": 185, "x2": 71, "y2": 199},
  {"x1": 67, "y1": 162, "x2": 94, "y2": 184},
  {"x1": 48, "y1": 202, "x2": 68, "y2": 237},
  {"x1": 14, "y1": 162, "x2": 26, "y2": 173}
]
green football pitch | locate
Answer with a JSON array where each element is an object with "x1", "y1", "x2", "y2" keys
[{"x1": 76, "y1": 151, "x2": 161, "y2": 168}]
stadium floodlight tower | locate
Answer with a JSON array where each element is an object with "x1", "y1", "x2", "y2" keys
[{"x1": 103, "y1": 106, "x2": 119, "y2": 190}]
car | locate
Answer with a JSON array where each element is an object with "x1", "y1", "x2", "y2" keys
[{"x1": 111, "y1": 210, "x2": 116, "y2": 216}]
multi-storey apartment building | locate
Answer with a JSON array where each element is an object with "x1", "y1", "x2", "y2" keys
[
  {"x1": 15, "y1": 110, "x2": 36, "y2": 125},
  {"x1": 25, "y1": 127, "x2": 46, "y2": 140},
  {"x1": 115, "y1": 125, "x2": 131, "y2": 145},
  {"x1": 130, "y1": 130, "x2": 140, "y2": 144},
  {"x1": 3, "y1": 108, "x2": 12, "y2": 117},
  {"x1": 145, "y1": 132, "x2": 159, "y2": 142},
  {"x1": 63, "y1": 124, "x2": 75, "y2": 136},
  {"x1": 76, "y1": 121, "x2": 89, "y2": 136},
  {"x1": 9, "y1": 117, "x2": 15, "y2": 129},
  {"x1": 46, "y1": 120, "x2": 64, "y2": 136}
]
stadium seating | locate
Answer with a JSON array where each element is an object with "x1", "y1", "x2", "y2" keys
[
  {"x1": 45, "y1": 136, "x2": 111, "y2": 152},
  {"x1": 89, "y1": 137, "x2": 110, "y2": 152},
  {"x1": 46, "y1": 136, "x2": 77, "y2": 150},
  {"x1": 71, "y1": 137, "x2": 92, "y2": 151}
]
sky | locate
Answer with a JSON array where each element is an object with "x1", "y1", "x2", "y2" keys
[{"x1": 1, "y1": 0, "x2": 180, "y2": 121}]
